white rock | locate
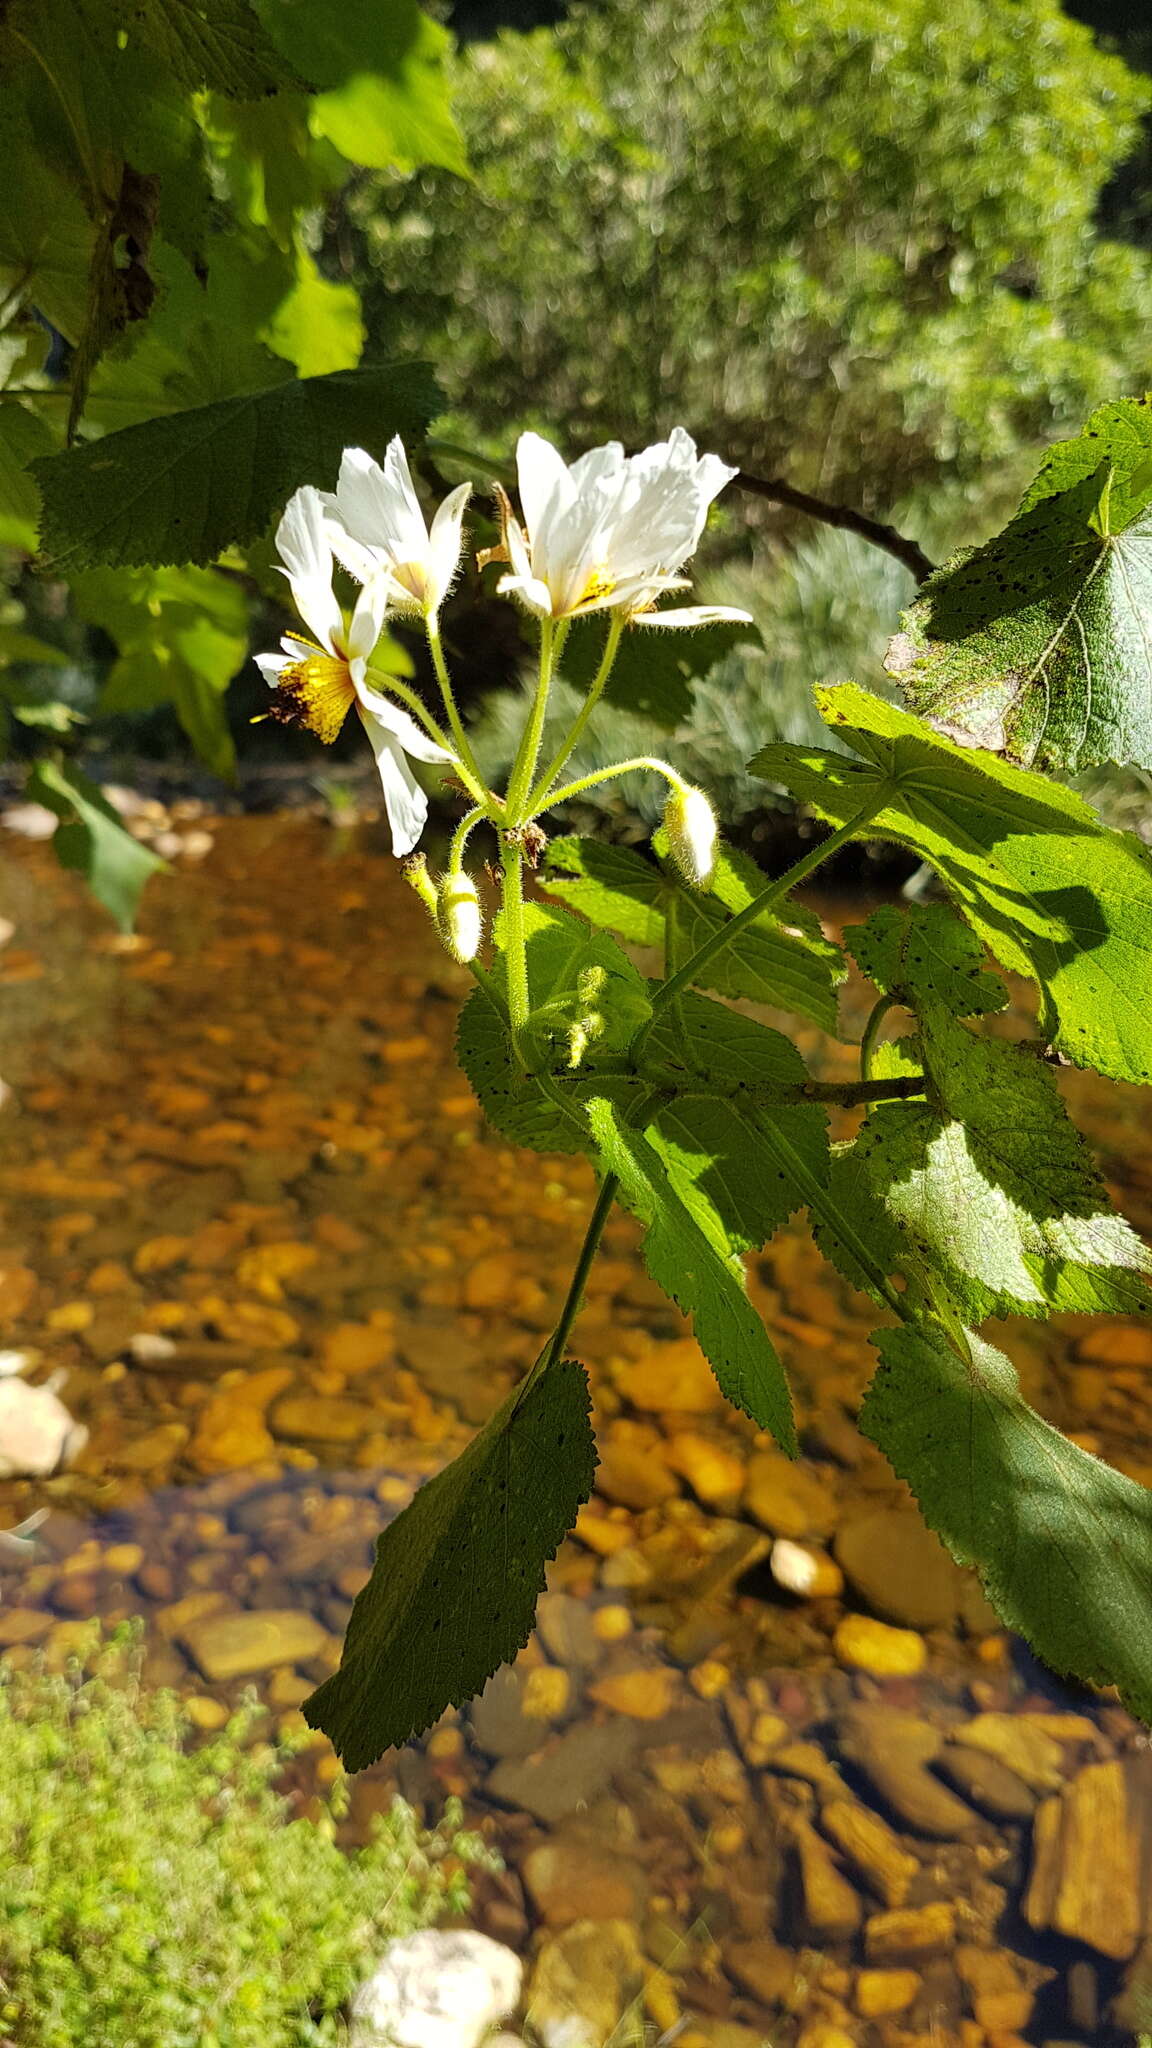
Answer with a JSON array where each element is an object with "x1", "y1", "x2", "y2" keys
[
  {"x1": 0, "y1": 804, "x2": 57, "y2": 840},
  {"x1": 0, "y1": 1349, "x2": 36, "y2": 1379},
  {"x1": 350, "y1": 1930, "x2": 522, "y2": 2048},
  {"x1": 129, "y1": 1332, "x2": 178, "y2": 1364},
  {"x1": 0, "y1": 1378, "x2": 88, "y2": 1478}
]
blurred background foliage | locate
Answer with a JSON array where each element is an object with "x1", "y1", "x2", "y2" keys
[{"x1": 1, "y1": 0, "x2": 1151, "y2": 900}]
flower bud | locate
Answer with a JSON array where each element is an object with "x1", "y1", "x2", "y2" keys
[
  {"x1": 438, "y1": 870, "x2": 483, "y2": 964},
  {"x1": 402, "y1": 853, "x2": 439, "y2": 919},
  {"x1": 663, "y1": 783, "x2": 717, "y2": 888}
]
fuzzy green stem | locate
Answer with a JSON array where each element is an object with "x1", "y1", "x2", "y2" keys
[
  {"x1": 859, "y1": 992, "x2": 902, "y2": 1081},
  {"x1": 424, "y1": 623, "x2": 487, "y2": 799},
  {"x1": 543, "y1": 755, "x2": 688, "y2": 813},
  {"x1": 526, "y1": 614, "x2": 626, "y2": 814},
  {"x1": 539, "y1": 1171, "x2": 620, "y2": 1373},
  {"x1": 449, "y1": 805, "x2": 486, "y2": 875},
  {"x1": 649, "y1": 789, "x2": 892, "y2": 1024},
  {"x1": 505, "y1": 618, "x2": 557, "y2": 822},
  {"x1": 500, "y1": 842, "x2": 532, "y2": 1061}
]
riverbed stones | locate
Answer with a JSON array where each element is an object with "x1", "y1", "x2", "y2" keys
[
  {"x1": 864, "y1": 1901, "x2": 956, "y2": 1964},
  {"x1": 527, "y1": 1919, "x2": 645, "y2": 2048},
  {"x1": 521, "y1": 1832, "x2": 648, "y2": 1927},
  {"x1": 837, "y1": 1706, "x2": 981, "y2": 1838},
  {"x1": 834, "y1": 1506, "x2": 961, "y2": 1628},
  {"x1": 270, "y1": 1393, "x2": 380, "y2": 1443},
  {"x1": 934, "y1": 1744, "x2": 1037, "y2": 1822},
  {"x1": 1023, "y1": 1759, "x2": 1141, "y2": 1959},
  {"x1": 486, "y1": 1721, "x2": 639, "y2": 1823},
  {"x1": 819, "y1": 1799, "x2": 919, "y2": 1908},
  {"x1": 743, "y1": 1449, "x2": 837, "y2": 1538},
  {"x1": 855, "y1": 1967, "x2": 921, "y2": 2017},
  {"x1": 178, "y1": 1607, "x2": 330, "y2": 1681},
  {"x1": 0, "y1": 1377, "x2": 87, "y2": 1477},
  {"x1": 951, "y1": 1712, "x2": 1064, "y2": 1793},
  {"x1": 833, "y1": 1614, "x2": 927, "y2": 1676},
  {"x1": 787, "y1": 1813, "x2": 862, "y2": 1941},
  {"x1": 615, "y1": 1337, "x2": 722, "y2": 1413}
]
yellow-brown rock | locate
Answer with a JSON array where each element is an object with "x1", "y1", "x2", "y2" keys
[
  {"x1": 953, "y1": 1711, "x2": 1063, "y2": 1792},
  {"x1": 834, "y1": 1614, "x2": 927, "y2": 1677},
  {"x1": 1023, "y1": 1759, "x2": 1140, "y2": 1959},
  {"x1": 820, "y1": 1800, "x2": 919, "y2": 1909},
  {"x1": 1076, "y1": 1324, "x2": 1152, "y2": 1367},
  {"x1": 320, "y1": 1320, "x2": 393, "y2": 1376},
  {"x1": 187, "y1": 1365, "x2": 293, "y2": 1472},
  {"x1": 179, "y1": 1607, "x2": 330, "y2": 1681},
  {"x1": 588, "y1": 1666, "x2": 679, "y2": 1720},
  {"x1": 665, "y1": 1431, "x2": 746, "y2": 1509},
  {"x1": 724, "y1": 1936, "x2": 799, "y2": 2007},
  {"x1": 743, "y1": 1448, "x2": 837, "y2": 1538},
  {"x1": 521, "y1": 1665, "x2": 570, "y2": 1720},
  {"x1": 954, "y1": 1946, "x2": 1035, "y2": 2034},
  {"x1": 234, "y1": 1240, "x2": 318, "y2": 1301},
  {"x1": 270, "y1": 1394, "x2": 378, "y2": 1443},
  {"x1": 0, "y1": 1262, "x2": 36, "y2": 1326},
  {"x1": 596, "y1": 1433, "x2": 679, "y2": 1511},
  {"x1": 864, "y1": 1901, "x2": 956, "y2": 1964},
  {"x1": 855, "y1": 1967, "x2": 921, "y2": 2017},
  {"x1": 769, "y1": 1539, "x2": 844, "y2": 1600},
  {"x1": 205, "y1": 1300, "x2": 300, "y2": 1350},
  {"x1": 615, "y1": 1336, "x2": 722, "y2": 1413},
  {"x1": 787, "y1": 1814, "x2": 862, "y2": 1941}
]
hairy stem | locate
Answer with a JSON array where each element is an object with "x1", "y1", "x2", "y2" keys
[
  {"x1": 859, "y1": 992, "x2": 903, "y2": 1081},
  {"x1": 364, "y1": 664, "x2": 456, "y2": 758},
  {"x1": 543, "y1": 755, "x2": 687, "y2": 812},
  {"x1": 449, "y1": 805, "x2": 487, "y2": 874},
  {"x1": 506, "y1": 618, "x2": 556, "y2": 821},
  {"x1": 424, "y1": 622, "x2": 487, "y2": 797},
  {"x1": 500, "y1": 842, "x2": 532, "y2": 1062},
  {"x1": 526, "y1": 614, "x2": 626, "y2": 814},
  {"x1": 538, "y1": 1172, "x2": 620, "y2": 1374}
]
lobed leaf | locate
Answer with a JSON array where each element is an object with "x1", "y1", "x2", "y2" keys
[
  {"x1": 119, "y1": 0, "x2": 304, "y2": 98},
  {"x1": 862, "y1": 1322, "x2": 1152, "y2": 1723},
  {"x1": 888, "y1": 396, "x2": 1152, "y2": 775},
  {"x1": 753, "y1": 682, "x2": 1152, "y2": 1086},
  {"x1": 33, "y1": 362, "x2": 442, "y2": 570},
  {"x1": 305, "y1": 1355, "x2": 597, "y2": 1768},
  {"x1": 256, "y1": 0, "x2": 468, "y2": 175}
]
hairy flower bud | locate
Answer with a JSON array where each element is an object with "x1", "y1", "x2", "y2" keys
[
  {"x1": 402, "y1": 852, "x2": 439, "y2": 918},
  {"x1": 438, "y1": 870, "x2": 483, "y2": 964},
  {"x1": 663, "y1": 783, "x2": 717, "y2": 888}
]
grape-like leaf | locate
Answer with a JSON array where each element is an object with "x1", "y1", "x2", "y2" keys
[
  {"x1": 589, "y1": 1096, "x2": 796, "y2": 1450},
  {"x1": 28, "y1": 760, "x2": 165, "y2": 932},
  {"x1": 304, "y1": 1355, "x2": 596, "y2": 1768},
  {"x1": 257, "y1": 0, "x2": 467, "y2": 175},
  {"x1": 752, "y1": 683, "x2": 1152, "y2": 1086},
  {"x1": 844, "y1": 902, "x2": 1007, "y2": 1017},
  {"x1": 120, "y1": 0, "x2": 303, "y2": 97},
  {"x1": 33, "y1": 361, "x2": 442, "y2": 570},
  {"x1": 862, "y1": 1322, "x2": 1152, "y2": 1722},
  {"x1": 888, "y1": 396, "x2": 1152, "y2": 774}
]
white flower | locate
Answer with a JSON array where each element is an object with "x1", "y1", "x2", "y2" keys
[
  {"x1": 321, "y1": 440, "x2": 471, "y2": 618},
  {"x1": 663, "y1": 783, "x2": 718, "y2": 888},
  {"x1": 255, "y1": 486, "x2": 454, "y2": 856},
  {"x1": 495, "y1": 427, "x2": 754, "y2": 628}
]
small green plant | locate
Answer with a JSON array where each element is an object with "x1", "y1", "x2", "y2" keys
[{"x1": 0, "y1": 1629, "x2": 488, "y2": 2048}]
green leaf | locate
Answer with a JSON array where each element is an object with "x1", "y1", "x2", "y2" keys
[
  {"x1": 0, "y1": 403, "x2": 55, "y2": 552},
  {"x1": 649, "y1": 1092, "x2": 829, "y2": 1253},
  {"x1": 641, "y1": 990, "x2": 815, "y2": 1093},
  {"x1": 888, "y1": 396, "x2": 1152, "y2": 774},
  {"x1": 588, "y1": 1096, "x2": 796, "y2": 1450},
  {"x1": 857, "y1": 1007, "x2": 1152, "y2": 1320},
  {"x1": 861, "y1": 1322, "x2": 1152, "y2": 1723},
  {"x1": 28, "y1": 759, "x2": 165, "y2": 931},
  {"x1": 753, "y1": 683, "x2": 1152, "y2": 1086},
  {"x1": 844, "y1": 902, "x2": 1007, "y2": 1018},
  {"x1": 304, "y1": 1355, "x2": 596, "y2": 1768},
  {"x1": 810, "y1": 1140, "x2": 907, "y2": 1306},
  {"x1": 32, "y1": 361, "x2": 442, "y2": 571},
  {"x1": 562, "y1": 614, "x2": 762, "y2": 730},
  {"x1": 118, "y1": 0, "x2": 303, "y2": 98},
  {"x1": 544, "y1": 834, "x2": 844, "y2": 1033},
  {"x1": 256, "y1": 0, "x2": 468, "y2": 175},
  {"x1": 456, "y1": 905, "x2": 649, "y2": 1154},
  {"x1": 0, "y1": 106, "x2": 95, "y2": 343},
  {"x1": 74, "y1": 565, "x2": 248, "y2": 781},
  {"x1": 264, "y1": 243, "x2": 365, "y2": 378}
]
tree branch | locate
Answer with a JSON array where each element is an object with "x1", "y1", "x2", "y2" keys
[{"x1": 733, "y1": 469, "x2": 936, "y2": 585}]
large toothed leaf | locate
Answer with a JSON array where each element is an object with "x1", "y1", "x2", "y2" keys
[
  {"x1": 888, "y1": 397, "x2": 1152, "y2": 775},
  {"x1": 256, "y1": 0, "x2": 467, "y2": 175},
  {"x1": 844, "y1": 902, "x2": 1007, "y2": 1018},
  {"x1": 862, "y1": 1323, "x2": 1152, "y2": 1722},
  {"x1": 32, "y1": 362, "x2": 442, "y2": 570},
  {"x1": 117, "y1": 0, "x2": 304, "y2": 96},
  {"x1": 753, "y1": 683, "x2": 1152, "y2": 1086},
  {"x1": 589, "y1": 1096, "x2": 796, "y2": 1450},
  {"x1": 305, "y1": 1356, "x2": 596, "y2": 1769}
]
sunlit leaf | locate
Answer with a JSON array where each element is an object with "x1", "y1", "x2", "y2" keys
[
  {"x1": 589, "y1": 1095, "x2": 797, "y2": 1449},
  {"x1": 889, "y1": 396, "x2": 1152, "y2": 773},
  {"x1": 28, "y1": 759, "x2": 165, "y2": 931},
  {"x1": 844, "y1": 902, "x2": 1008, "y2": 1018},
  {"x1": 753, "y1": 683, "x2": 1152, "y2": 1086},
  {"x1": 0, "y1": 403, "x2": 55, "y2": 552},
  {"x1": 257, "y1": 0, "x2": 467, "y2": 174},
  {"x1": 33, "y1": 361, "x2": 442, "y2": 570},
  {"x1": 305, "y1": 1355, "x2": 596, "y2": 1768},
  {"x1": 74, "y1": 565, "x2": 249, "y2": 782},
  {"x1": 862, "y1": 1322, "x2": 1152, "y2": 1721}
]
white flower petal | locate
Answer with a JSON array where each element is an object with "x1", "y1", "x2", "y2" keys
[
  {"x1": 515, "y1": 433, "x2": 574, "y2": 546},
  {"x1": 275, "y1": 488, "x2": 342, "y2": 653},
  {"x1": 346, "y1": 574, "x2": 390, "y2": 662},
  {"x1": 630, "y1": 604, "x2": 755, "y2": 628},
  {"x1": 254, "y1": 651, "x2": 292, "y2": 684},
  {"x1": 497, "y1": 570, "x2": 554, "y2": 618},
  {"x1": 427, "y1": 479, "x2": 472, "y2": 614},
  {"x1": 335, "y1": 443, "x2": 428, "y2": 564},
  {"x1": 354, "y1": 678, "x2": 455, "y2": 764},
  {"x1": 357, "y1": 708, "x2": 430, "y2": 856}
]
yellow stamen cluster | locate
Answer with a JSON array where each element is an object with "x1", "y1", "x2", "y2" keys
[{"x1": 267, "y1": 647, "x2": 356, "y2": 744}]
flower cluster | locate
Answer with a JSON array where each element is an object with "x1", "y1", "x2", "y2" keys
[{"x1": 254, "y1": 428, "x2": 749, "y2": 937}]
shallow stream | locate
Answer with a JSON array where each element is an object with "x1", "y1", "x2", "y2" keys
[{"x1": 1, "y1": 811, "x2": 1150, "y2": 2048}]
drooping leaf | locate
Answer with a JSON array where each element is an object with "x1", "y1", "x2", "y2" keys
[
  {"x1": 74, "y1": 565, "x2": 248, "y2": 781},
  {"x1": 753, "y1": 683, "x2": 1152, "y2": 1086},
  {"x1": 561, "y1": 613, "x2": 762, "y2": 730},
  {"x1": 844, "y1": 902, "x2": 1008, "y2": 1018},
  {"x1": 589, "y1": 1096, "x2": 796, "y2": 1450},
  {"x1": 544, "y1": 834, "x2": 844, "y2": 1033},
  {"x1": 857, "y1": 1005, "x2": 1152, "y2": 1320},
  {"x1": 264, "y1": 242, "x2": 365, "y2": 378},
  {"x1": 888, "y1": 396, "x2": 1152, "y2": 774},
  {"x1": 33, "y1": 361, "x2": 442, "y2": 570},
  {"x1": 28, "y1": 760, "x2": 165, "y2": 931},
  {"x1": 304, "y1": 1355, "x2": 597, "y2": 1768},
  {"x1": 862, "y1": 1322, "x2": 1152, "y2": 1722},
  {"x1": 256, "y1": 0, "x2": 468, "y2": 175}
]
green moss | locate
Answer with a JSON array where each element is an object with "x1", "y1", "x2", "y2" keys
[{"x1": 0, "y1": 1627, "x2": 492, "y2": 2048}]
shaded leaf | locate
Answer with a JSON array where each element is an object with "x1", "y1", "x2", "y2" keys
[
  {"x1": 562, "y1": 613, "x2": 762, "y2": 730},
  {"x1": 589, "y1": 1096, "x2": 796, "y2": 1450},
  {"x1": 889, "y1": 396, "x2": 1152, "y2": 774},
  {"x1": 33, "y1": 361, "x2": 442, "y2": 570},
  {"x1": 844, "y1": 902, "x2": 1007, "y2": 1018},
  {"x1": 28, "y1": 759, "x2": 165, "y2": 931},
  {"x1": 74, "y1": 565, "x2": 248, "y2": 782},
  {"x1": 862, "y1": 1322, "x2": 1152, "y2": 1722},
  {"x1": 257, "y1": 0, "x2": 467, "y2": 174},
  {"x1": 753, "y1": 683, "x2": 1152, "y2": 1086},
  {"x1": 0, "y1": 403, "x2": 54, "y2": 552},
  {"x1": 120, "y1": 0, "x2": 303, "y2": 98}
]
